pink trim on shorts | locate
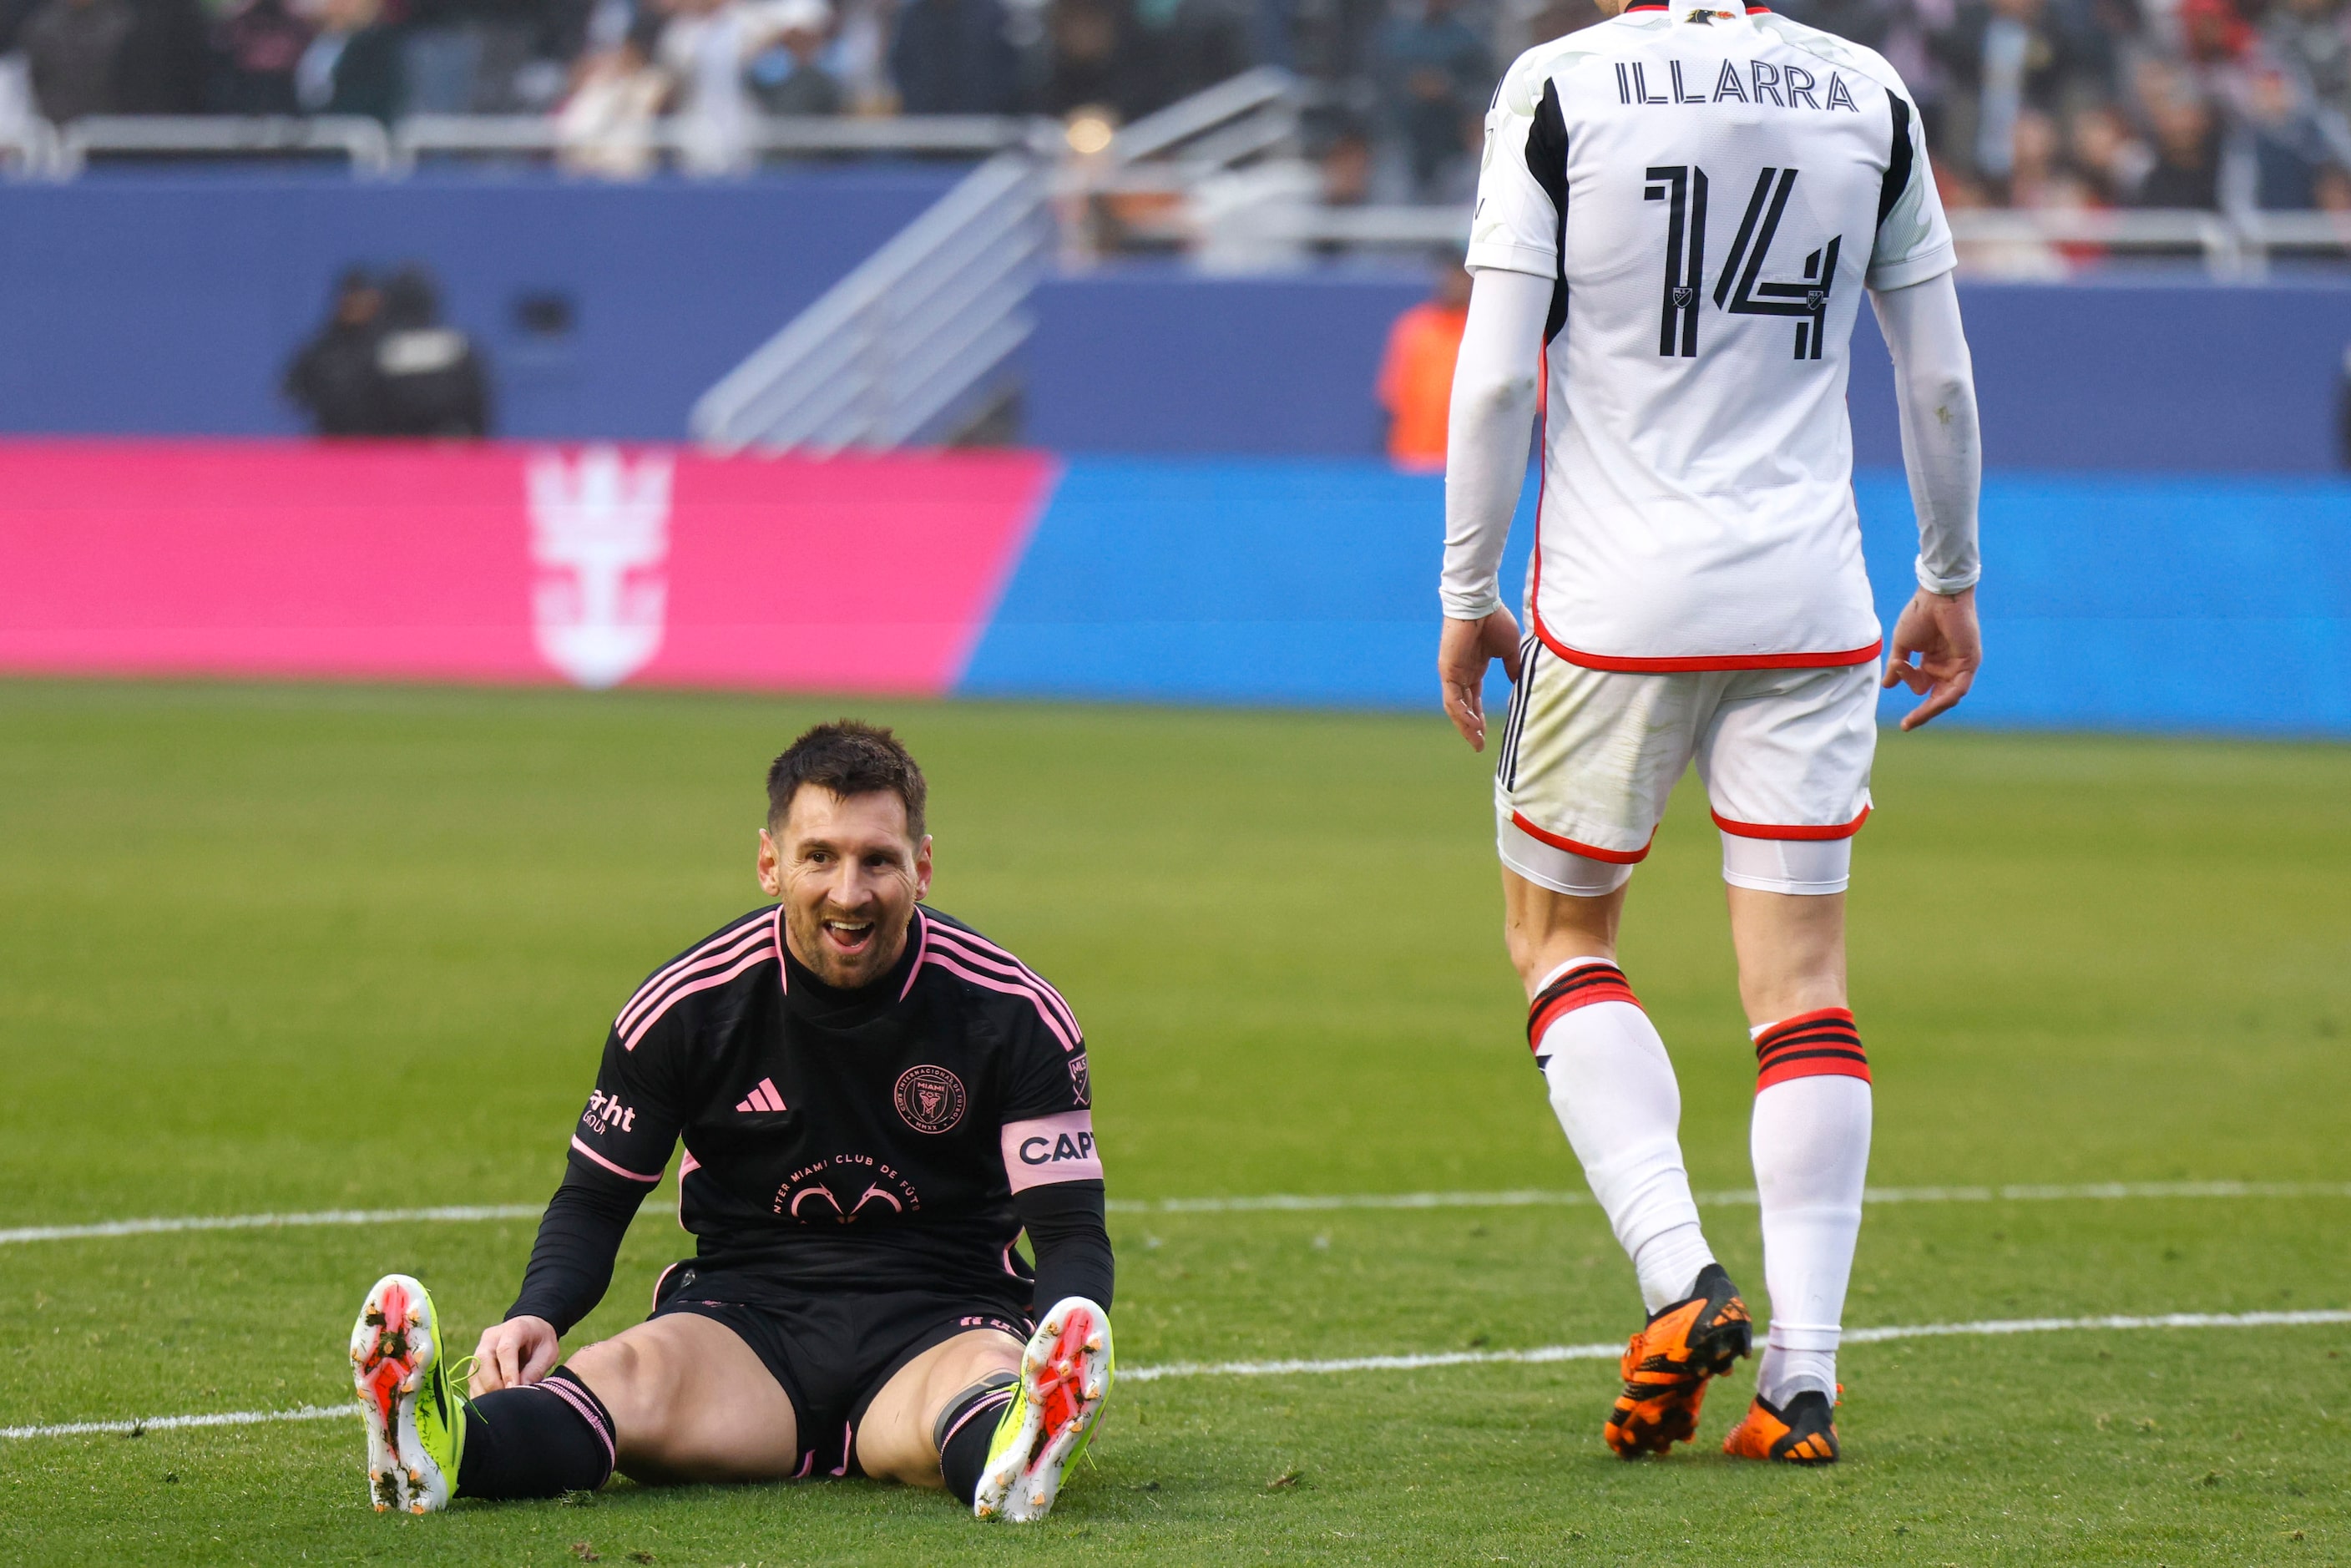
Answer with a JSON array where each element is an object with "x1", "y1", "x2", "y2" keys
[{"x1": 1000, "y1": 1110, "x2": 1103, "y2": 1191}]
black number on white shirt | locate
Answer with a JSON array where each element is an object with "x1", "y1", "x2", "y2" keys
[
  {"x1": 1643, "y1": 164, "x2": 1707, "y2": 358},
  {"x1": 1648, "y1": 164, "x2": 1845, "y2": 361}
]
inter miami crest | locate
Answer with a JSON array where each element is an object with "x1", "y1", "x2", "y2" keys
[{"x1": 893, "y1": 1064, "x2": 968, "y2": 1134}]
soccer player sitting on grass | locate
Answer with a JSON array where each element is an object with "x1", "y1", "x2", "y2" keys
[
  {"x1": 349, "y1": 721, "x2": 1113, "y2": 1520},
  {"x1": 1438, "y1": 0, "x2": 1982, "y2": 1464}
]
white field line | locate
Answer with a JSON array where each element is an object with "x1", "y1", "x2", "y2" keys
[
  {"x1": 7, "y1": 1181, "x2": 2350, "y2": 1247},
  {"x1": 8, "y1": 1308, "x2": 2348, "y2": 1441}
]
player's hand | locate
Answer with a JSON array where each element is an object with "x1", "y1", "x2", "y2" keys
[
  {"x1": 1438, "y1": 609, "x2": 1524, "y2": 751},
  {"x1": 1881, "y1": 585, "x2": 1981, "y2": 731},
  {"x1": 470, "y1": 1315, "x2": 560, "y2": 1395}
]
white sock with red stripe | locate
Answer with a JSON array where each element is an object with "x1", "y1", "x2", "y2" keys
[
  {"x1": 1529, "y1": 958, "x2": 1716, "y2": 1314},
  {"x1": 1748, "y1": 1008, "x2": 1873, "y2": 1405}
]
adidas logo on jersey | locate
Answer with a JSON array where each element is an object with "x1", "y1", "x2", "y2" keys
[{"x1": 735, "y1": 1078, "x2": 786, "y2": 1115}]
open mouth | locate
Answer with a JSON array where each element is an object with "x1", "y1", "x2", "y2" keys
[{"x1": 821, "y1": 917, "x2": 876, "y2": 956}]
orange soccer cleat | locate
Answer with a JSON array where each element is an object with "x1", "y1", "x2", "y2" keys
[
  {"x1": 1602, "y1": 1262, "x2": 1752, "y2": 1458},
  {"x1": 1722, "y1": 1388, "x2": 1841, "y2": 1464}
]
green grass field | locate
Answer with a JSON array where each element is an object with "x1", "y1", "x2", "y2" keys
[{"x1": 2, "y1": 679, "x2": 2348, "y2": 1566}]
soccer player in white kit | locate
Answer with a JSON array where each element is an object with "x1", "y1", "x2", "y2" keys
[{"x1": 1438, "y1": 0, "x2": 1983, "y2": 1463}]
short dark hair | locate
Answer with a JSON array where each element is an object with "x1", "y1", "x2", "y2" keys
[{"x1": 766, "y1": 721, "x2": 928, "y2": 840}]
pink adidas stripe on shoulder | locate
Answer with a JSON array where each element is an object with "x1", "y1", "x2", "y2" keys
[
  {"x1": 923, "y1": 924, "x2": 1082, "y2": 1040},
  {"x1": 617, "y1": 920, "x2": 772, "y2": 1035},
  {"x1": 621, "y1": 939, "x2": 777, "y2": 1051},
  {"x1": 921, "y1": 948, "x2": 1080, "y2": 1054}
]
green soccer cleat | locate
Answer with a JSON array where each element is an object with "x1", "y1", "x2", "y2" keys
[
  {"x1": 350, "y1": 1272, "x2": 466, "y2": 1514},
  {"x1": 972, "y1": 1296, "x2": 1113, "y2": 1522}
]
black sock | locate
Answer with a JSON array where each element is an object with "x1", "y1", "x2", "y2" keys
[
  {"x1": 933, "y1": 1371, "x2": 1018, "y2": 1505},
  {"x1": 455, "y1": 1367, "x2": 617, "y2": 1500}
]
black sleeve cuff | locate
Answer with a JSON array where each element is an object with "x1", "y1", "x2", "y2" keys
[{"x1": 1013, "y1": 1179, "x2": 1115, "y2": 1317}]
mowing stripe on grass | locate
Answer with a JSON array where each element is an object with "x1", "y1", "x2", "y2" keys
[
  {"x1": 1118, "y1": 1309, "x2": 2351, "y2": 1383},
  {"x1": 7, "y1": 1181, "x2": 2349, "y2": 1247},
  {"x1": 8, "y1": 1309, "x2": 2348, "y2": 1441},
  {"x1": 1117, "y1": 1181, "x2": 2351, "y2": 1214},
  {"x1": 0, "y1": 1205, "x2": 543, "y2": 1245}
]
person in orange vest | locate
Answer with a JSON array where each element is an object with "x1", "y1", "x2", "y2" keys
[{"x1": 1378, "y1": 252, "x2": 1475, "y2": 471}]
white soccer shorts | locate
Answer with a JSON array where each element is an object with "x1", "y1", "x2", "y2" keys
[{"x1": 1493, "y1": 649, "x2": 1878, "y2": 898}]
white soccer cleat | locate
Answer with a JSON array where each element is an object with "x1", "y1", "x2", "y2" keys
[
  {"x1": 972, "y1": 1297, "x2": 1114, "y2": 1523},
  {"x1": 350, "y1": 1272, "x2": 464, "y2": 1515}
]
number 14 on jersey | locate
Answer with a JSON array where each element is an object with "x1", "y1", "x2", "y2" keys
[{"x1": 1646, "y1": 164, "x2": 1842, "y2": 362}]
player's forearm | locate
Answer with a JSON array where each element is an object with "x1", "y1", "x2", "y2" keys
[
  {"x1": 1014, "y1": 1179, "x2": 1115, "y2": 1313},
  {"x1": 506, "y1": 1172, "x2": 648, "y2": 1336},
  {"x1": 1441, "y1": 269, "x2": 1552, "y2": 620},
  {"x1": 1871, "y1": 271, "x2": 1981, "y2": 595}
]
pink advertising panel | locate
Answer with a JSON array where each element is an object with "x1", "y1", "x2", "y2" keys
[{"x1": 0, "y1": 441, "x2": 1056, "y2": 694}]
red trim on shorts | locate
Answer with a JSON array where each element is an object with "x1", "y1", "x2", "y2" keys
[
  {"x1": 1711, "y1": 804, "x2": 1872, "y2": 841},
  {"x1": 1509, "y1": 811, "x2": 1655, "y2": 865},
  {"x1": 1754, "y1": 1006, "x2": 1870, "y2": 1090},
  {"x1": 1530, "y1": 617, "x2": 1883, "y2": 672}
]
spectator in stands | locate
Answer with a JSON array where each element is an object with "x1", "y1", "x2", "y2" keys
[
  {"x1": 114, "y1": 0, "x2": 207, "y2": 112},
  {"x1": 1375, "y1": 251, "x2": 1471, "y2": 471},
  {"x1": 661, "y1": 0, "x2": 768, "y2": 171},
  {"x1": 1378, "y1": 0, "x2": 1486, "y2": 200},
  {"x1": 208, "y1": 0, "x2": 311, "y2": 113},
  {"x1": 373, "y1": 265, "x2": 492, "y2": 437},
  {"x1": 2268, "y1": 0, "x2": 2351, "y2": 123},
  {"x1": 293, "y1": 0, "x2": 403, "y2": 119},
  {"x1": 1160, "y1": 0, "x2": 1253, "y2": 103},
  {"x1": 1935, "y1": 0, "x2": 2106, "y2": 190},
  {"x1": 2067, "y1": 100, "x2": 2153, "y2": 201},
  {"x1": 21, "y1": 0, "x2": 131, "y2": 120},
  {"x1": 1038, "y1": 0, "x2": 1161, "y2": 120},
  {"x1": 284, "y1": 267, "x2": 387, "y2": 437},
  {"x1": 558, "y1": 13, "x2": 670, "y2": 176},
  {"x1": 747, "y1": 0, "x2": 841, "y2": 113},
  {"x1": 2134, "y1": 83, "x2": 2223, "y2": 206},
  {"x1": 888, "y1": 0, "x2": 1018, "y2": 113}
]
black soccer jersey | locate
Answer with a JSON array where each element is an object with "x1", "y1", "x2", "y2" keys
[{"x1": 532, "y1": 903, "x2": 1101, "y2": 1315}]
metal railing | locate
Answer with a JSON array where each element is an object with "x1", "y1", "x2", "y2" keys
[
  {"x1": 55, "y1": 114, "x2": 393, "y2": 176},
  {"x1": 391, "y1": 111, "x2": 1044, "y2": 172},
  {"x1": 689, "y1": 151, "x2": 1049, "y2": 453},
  {"x1": 14, "y1": 111, "x2": 1042, "y2": 180}
]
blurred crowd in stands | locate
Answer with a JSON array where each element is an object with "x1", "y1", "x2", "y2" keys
[{"x1": 0, "y1": 0, "x2": 2344, "y2": 212}]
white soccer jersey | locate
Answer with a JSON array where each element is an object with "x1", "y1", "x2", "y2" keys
[{"x1": 1467, "y1": 3, "x2": 1953, "y2": 670}]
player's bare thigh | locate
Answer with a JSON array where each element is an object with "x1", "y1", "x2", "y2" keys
[
  {"x1": 853, "y1": 1328, "x2": 1024, "y2": 1487},
  {"x1": 565, "y1": 1314, "x2": 801, "y2": 1485},
  {"x1": 1724, "y1": 884, "x2": 1848, "y2": 1025}
]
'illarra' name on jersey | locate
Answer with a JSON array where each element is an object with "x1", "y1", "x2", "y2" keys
[
  {"x1": 1467, "y1": 3, "x2": 1954, "y2": 670},
  {"x1": 1610, "y1": 53, "x2": 1863, "y2": 114}
]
